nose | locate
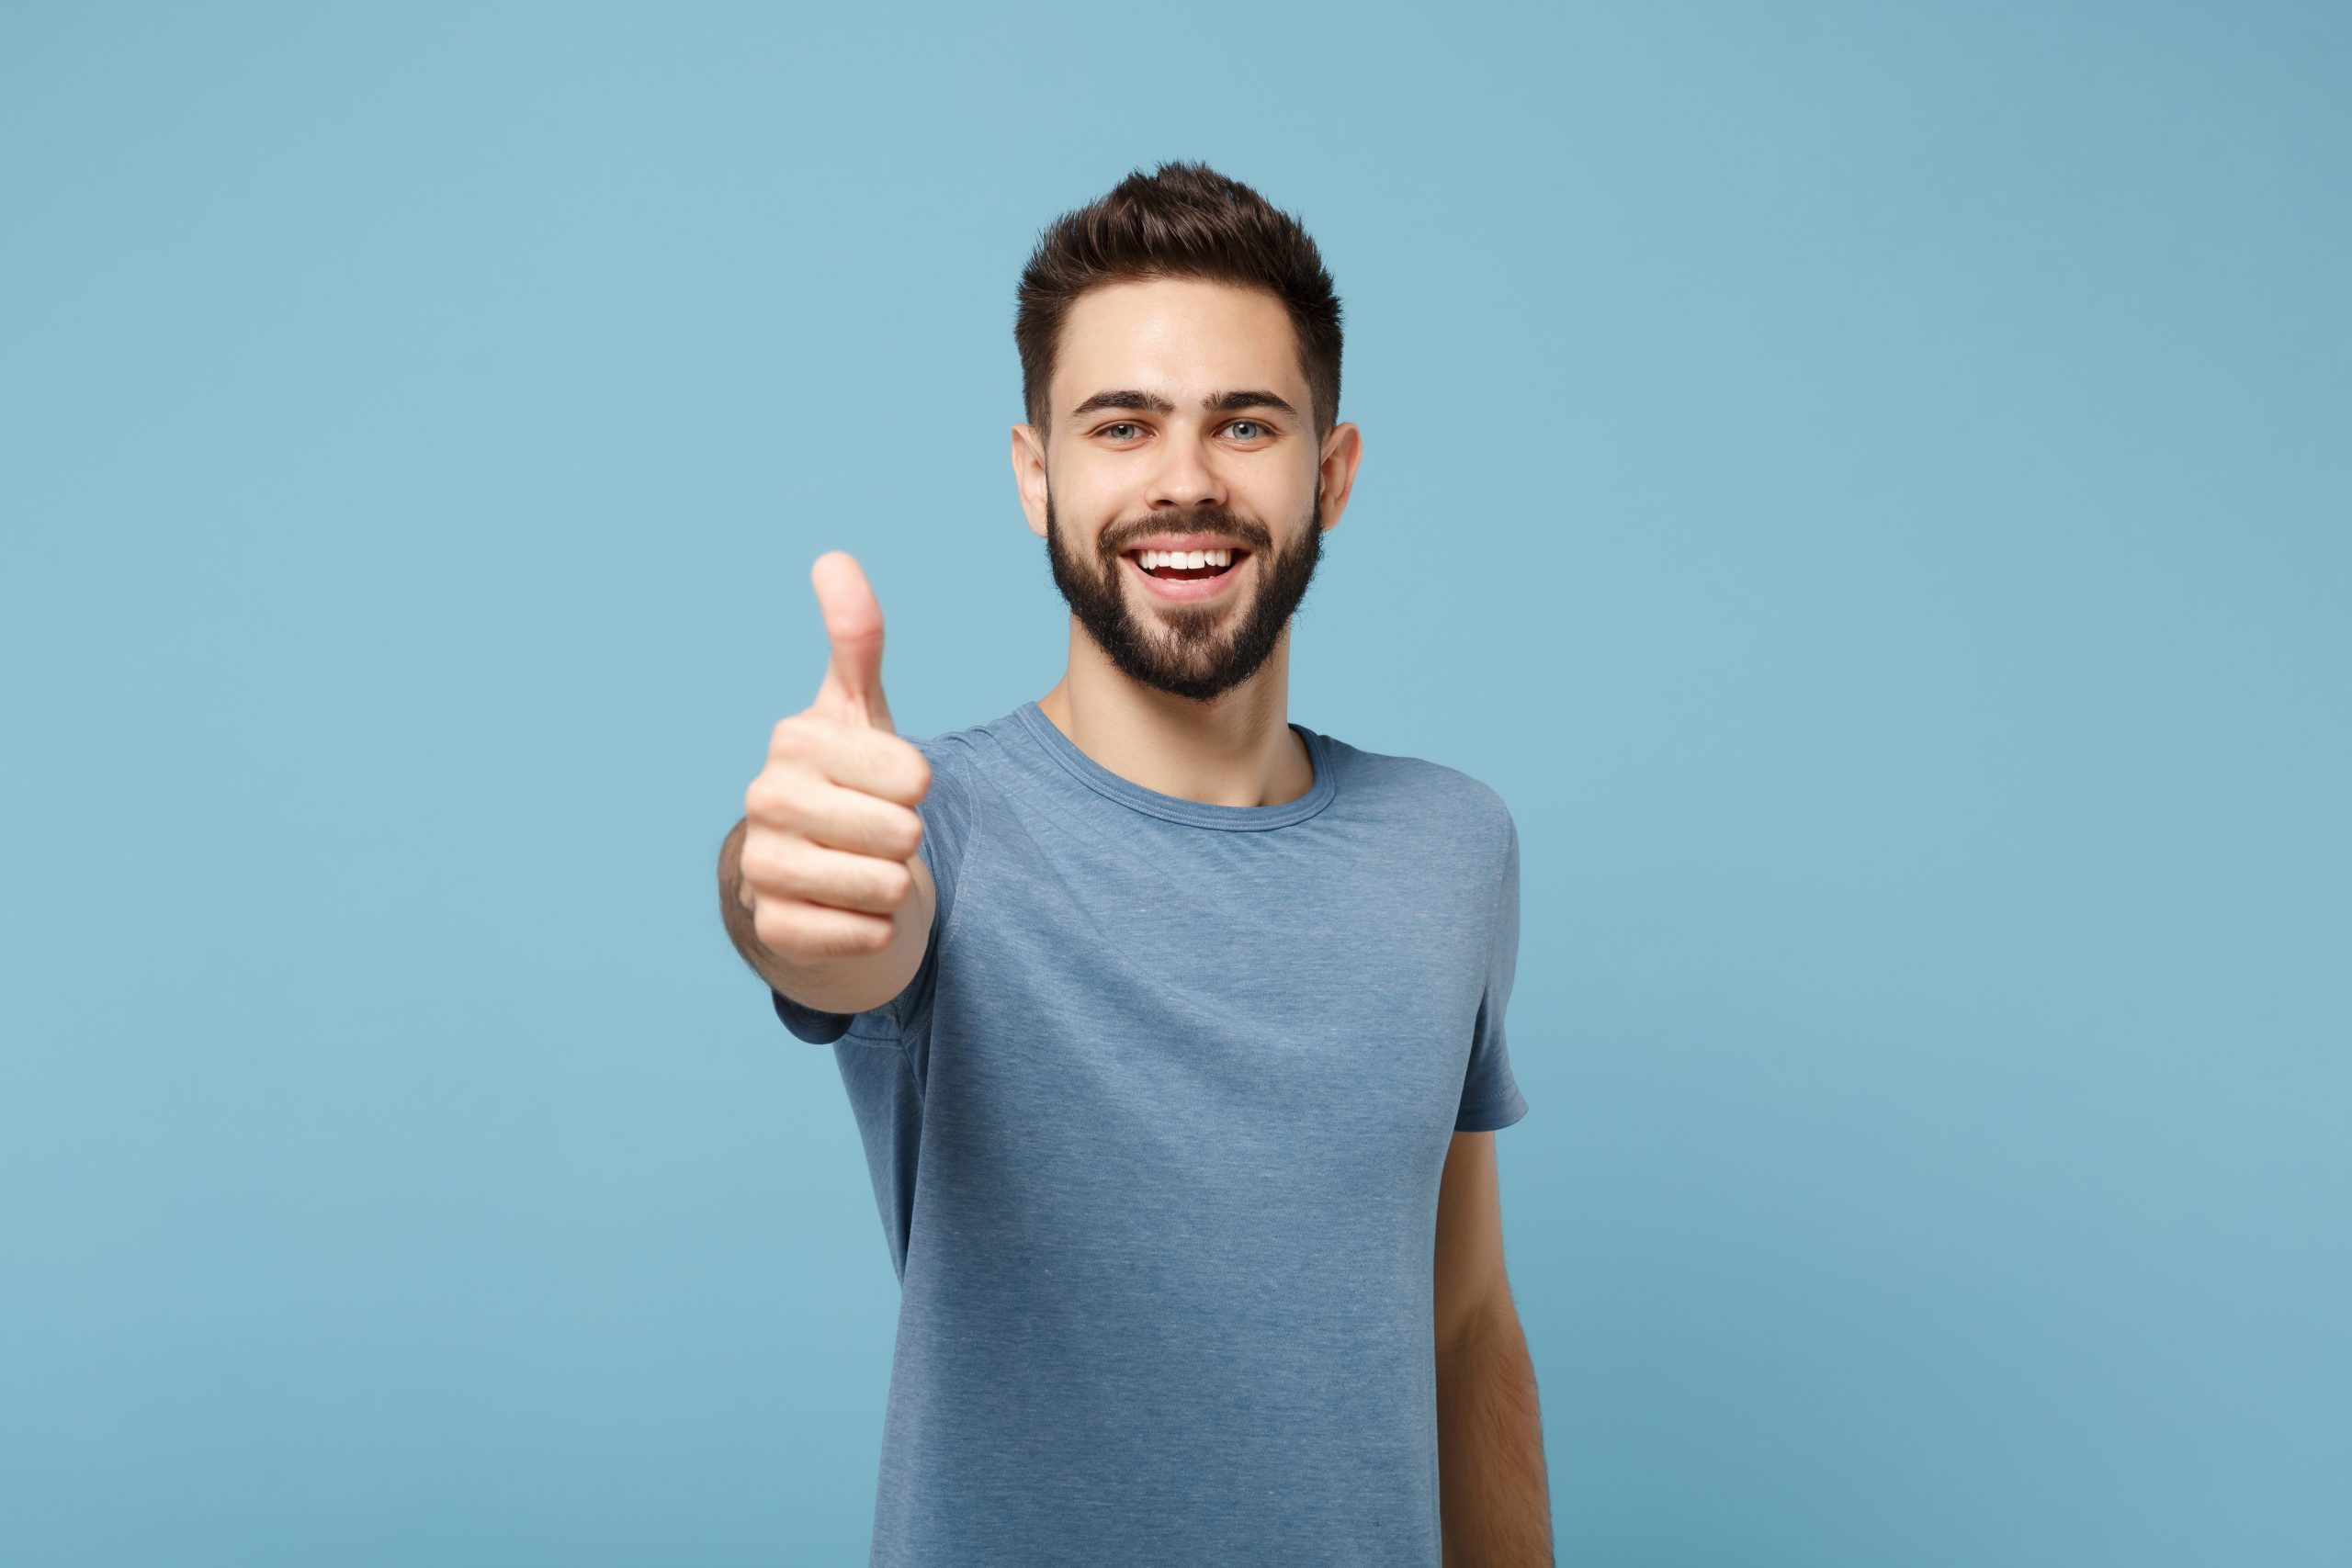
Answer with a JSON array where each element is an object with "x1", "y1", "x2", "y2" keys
[{"x1": 1146, "y1": 426, "x2": 1228, "y2": 513}]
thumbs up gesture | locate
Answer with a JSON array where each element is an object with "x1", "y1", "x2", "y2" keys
[{"x1": 739, "y1": 552, "x2": 935, "y2": 964}]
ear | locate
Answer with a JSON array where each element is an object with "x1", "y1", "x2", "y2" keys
[
  {"x1": 1011, "y1": 423, "x2": 1050, "y2": 539},
  {"x1": 1315, "y1": 421, "x2": 1363, "y2": 535}
]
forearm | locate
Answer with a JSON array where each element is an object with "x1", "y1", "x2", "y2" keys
[{"x1": 1435, "y1": 1309, "x2": 1553, "y2": 1567}]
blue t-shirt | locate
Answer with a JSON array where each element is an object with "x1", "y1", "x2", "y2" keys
[{"x1": 773, "y1": 699, "x2": 1528, "y2": 1566}]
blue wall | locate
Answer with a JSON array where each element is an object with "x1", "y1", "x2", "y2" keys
[{"x1": 3, "y1": 4, "x2": 2344, "y2": 1562}]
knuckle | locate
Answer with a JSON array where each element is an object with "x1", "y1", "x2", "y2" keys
[
  {"x1": 735, "y1": 830, "x2": 770, "y2": 883},
  {"x1": 875, "y1": 862, "x2": 914, "y2": 909},
  {"x1": 752, "y1": 904, "x2": 796, "y2": 956},
  {"x1": 770, "y1": 713, "x2": 823, "y2": 760},
  {"x1": 744, "y1": 769, "x2": 811, "y2": 828},
  {"x1": 869, "y1": 735, "x2": 928, "y2": 802},
  {"x1": 743, "y1": 832, "x2": 808, "y2": 894},
  {"x1": 888, "y1": 808, "x2": 924, "y2": 861},
  {"x1": 902, "y1": 748, "x2": 933, "y2": 800}
]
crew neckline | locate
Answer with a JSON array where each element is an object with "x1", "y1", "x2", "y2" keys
[{"x1": 1012, "y1": 700, "x2": 1338, "y2": 831}]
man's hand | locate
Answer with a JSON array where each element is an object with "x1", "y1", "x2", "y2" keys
[{"x1": 737, "y1": 551, "x2": 934, "y2": 964}]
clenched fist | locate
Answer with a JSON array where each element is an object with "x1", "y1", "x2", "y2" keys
[{"x1": 738, "y1": 551, "x2": 935, "y2": 965}]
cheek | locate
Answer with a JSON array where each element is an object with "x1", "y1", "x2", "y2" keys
[
  {"x1": 1056, "y1": 486, "x2": 1127, "y2": 553},
  {"x1": 1243, "y1": 473, "x2": 1312, "y2": 522}
]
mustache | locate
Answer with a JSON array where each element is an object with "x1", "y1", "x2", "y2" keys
[{"x1": 1100, "y1": 506, "x2": 1272, "y2": 557}]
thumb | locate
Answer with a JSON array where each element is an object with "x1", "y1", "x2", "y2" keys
[{"x1": 808, "y1": 550, "x2": 896, "y2": 733}]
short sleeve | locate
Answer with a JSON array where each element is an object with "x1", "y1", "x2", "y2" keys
[
  {"x1": 1454, "y1": 808, "x2": 1529, "y2": 1132},
  {"x1": 770, "y1": 732, "x2": 981, "y2": 1045}
]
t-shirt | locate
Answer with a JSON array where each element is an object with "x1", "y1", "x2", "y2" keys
[{"x1": 772, "y1": 699, "x2": 1528, "y2": 1567}]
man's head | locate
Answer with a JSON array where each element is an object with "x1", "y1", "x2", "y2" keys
[{"x1": 1011, "y1": 162, "x2": 1362, "y2": 704}]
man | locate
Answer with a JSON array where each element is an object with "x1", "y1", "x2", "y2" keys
[{"x1": 718, "y1": 161, "x2": 1551, "y2": 1566}]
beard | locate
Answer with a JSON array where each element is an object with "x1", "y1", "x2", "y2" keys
[{"x1": 1044, "y1": 481, "x2": 1327, "y2": 704}]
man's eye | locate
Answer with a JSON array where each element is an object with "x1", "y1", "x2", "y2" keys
[
  {"x1": 1100, "y1": 422, "x2": 1143, "y2": 440},
  {"x1": 1226, "y1": 420, "x2": 1272, "y2": 440}
]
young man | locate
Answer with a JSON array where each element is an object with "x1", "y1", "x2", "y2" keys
[{"x1": 718, "y1": 161, "x2": 1551, "y2": 1566}]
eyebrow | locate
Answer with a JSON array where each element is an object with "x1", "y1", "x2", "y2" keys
[{"x1": 1069, "y1": 388, "x2": 1302, "y2": 422}]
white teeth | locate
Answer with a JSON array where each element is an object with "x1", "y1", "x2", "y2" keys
[{"x1": 1138, "y1": 547, "x2": 1233, "y2": 570}]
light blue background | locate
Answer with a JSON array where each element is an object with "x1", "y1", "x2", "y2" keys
[{"x1": 4, "y1": 4, "x2": 2344, "y2": 1563}]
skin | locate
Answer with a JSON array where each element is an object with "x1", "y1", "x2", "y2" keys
[{"x1": 1011, "y1": 276, "x2": 1363, "y2": 809}]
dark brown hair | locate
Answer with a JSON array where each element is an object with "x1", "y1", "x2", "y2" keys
[{"x1": 1014, "y1": 160, "x2": 1343, "y2": 444}]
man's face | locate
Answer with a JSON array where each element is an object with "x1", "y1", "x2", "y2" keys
[{"x1": 1013, "y1": 277, "x2": 1359, "y2": 704}]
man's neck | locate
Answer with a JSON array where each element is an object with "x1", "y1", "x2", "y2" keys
[{"x1": 1034, "y1": 624, "x2": 1316, "y2": 809}]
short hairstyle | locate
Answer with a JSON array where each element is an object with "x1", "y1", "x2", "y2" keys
[{"x1": 1014, "y1": 160, "x2": 1344, "y2": 445}]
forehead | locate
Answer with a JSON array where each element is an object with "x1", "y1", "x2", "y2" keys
[{"x1": 1053, "y1": 277, "x2": 1306, "y2": 415}]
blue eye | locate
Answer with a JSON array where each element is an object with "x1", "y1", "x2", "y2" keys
[{"x1": 1227, "y1": 420, "x2": 1270, "y2": 440}]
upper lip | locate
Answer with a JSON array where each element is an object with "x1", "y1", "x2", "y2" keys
[{"x1": 1120, "y1": 534, "x2": 1250, "y2": 554}]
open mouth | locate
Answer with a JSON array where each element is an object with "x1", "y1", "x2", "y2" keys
[{"x1": 1123, "y1": 547, "x2": 1250, "y2": 581}]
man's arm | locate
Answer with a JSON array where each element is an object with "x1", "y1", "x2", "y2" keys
[
  {"x1": 1434, "y1": 1130, "x2": 1553, "y2": 1565},
  {"x1": 723, "y1": 549, "x2": 940, "y2": 1020},
  {"x1": 1437, "y1": 1304, "x2": 1552, "y2": 1567}
]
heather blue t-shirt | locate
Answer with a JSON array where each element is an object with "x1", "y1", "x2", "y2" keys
[{"x1": 773, "y1": 699, "x2": 1528, "y2": 1566}]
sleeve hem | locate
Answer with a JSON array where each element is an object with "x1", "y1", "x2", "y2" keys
[
  {"x1": 770, "y1": 984, "x2": 855, "y2": 1044},
  {"x1": 1453, "y1": 1093, "x2": 1529, "y2": 1133}
]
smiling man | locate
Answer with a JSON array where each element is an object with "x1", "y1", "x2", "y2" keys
[{"x1": 719, "y1": 161, "x2": 1551, "y2": 1566}]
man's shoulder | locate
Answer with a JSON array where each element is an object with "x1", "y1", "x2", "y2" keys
[
  {"x1": 1317, "y1": 730, "x2": 1515, "y2": 839},
  {"x1": 902, "y1": 708, "x2": 1025, "y2": 789}
]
